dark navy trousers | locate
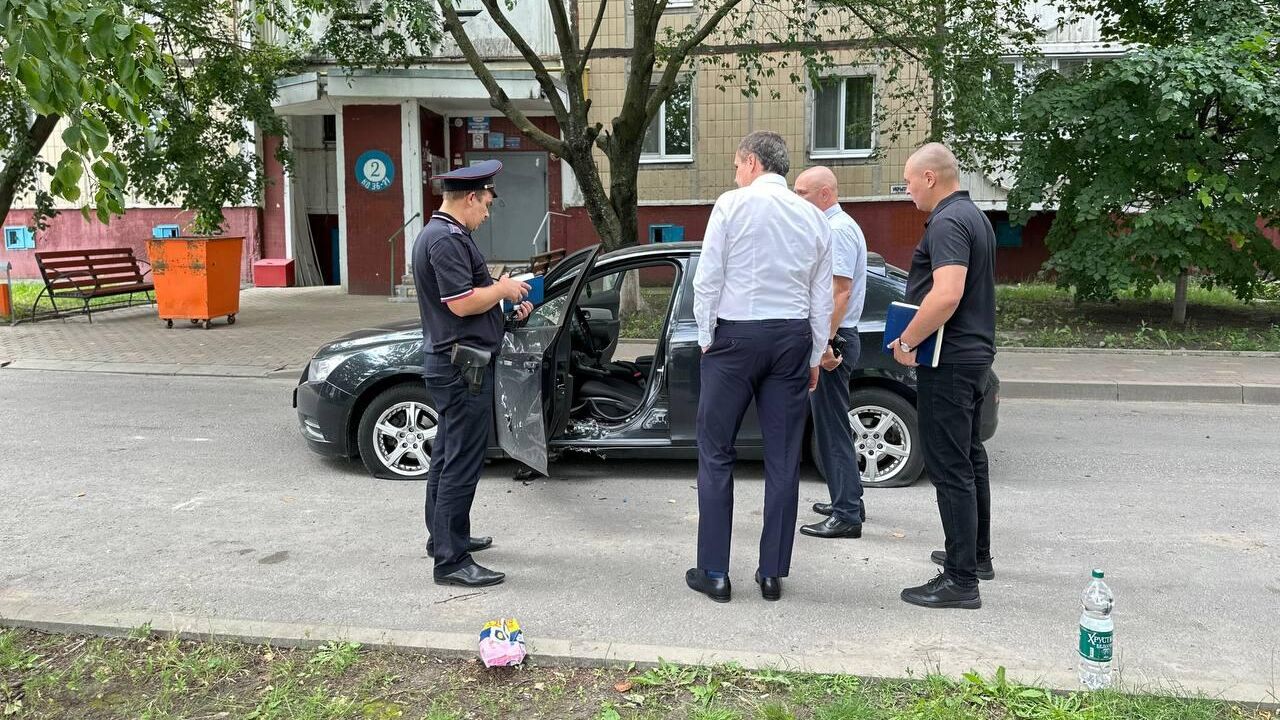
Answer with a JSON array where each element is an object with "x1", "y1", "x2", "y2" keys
[
  {"x1": 810, "y1": 327, "x2": 863, "y2": 524},
  {"x1": 423, "y1": 351, "x2": 494, "y2": 575},
  {"x1": 696, "y1": 319, "x2": 812, "y2": 578}
]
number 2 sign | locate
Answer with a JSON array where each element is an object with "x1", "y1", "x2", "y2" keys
[{"x1": 355, "y1": 150, "x2": 395, "y2": 192}]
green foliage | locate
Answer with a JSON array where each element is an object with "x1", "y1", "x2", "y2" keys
[
  {"x1": 1007, "y1": 0, "x2": 1280, "y2": 305},
  {"x1": 0, "y1": 0, "x2": 438, "y2": 234},
  {"x1": 307, "y1": 641, "x2": 362, "y2": 675}
]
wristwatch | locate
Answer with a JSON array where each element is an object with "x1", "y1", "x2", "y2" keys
[{"x1": 897, "y1": 338, "x2": 914, "y2": 353}]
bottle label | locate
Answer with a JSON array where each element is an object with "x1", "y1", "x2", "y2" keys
[{"x1": 1079, "y1": 625, "x2": 1113, "y2": 662}]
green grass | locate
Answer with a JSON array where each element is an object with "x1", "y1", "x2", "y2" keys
[
  {"x1": 995, "y1": 281, "x2": 1280, "y2": 351},
  {"x1": 2, "y1": 279, "x2": 153, "y2": 321},
  {"x1": 11, "y1": 629, "x2": 1271, "y2": 720}
]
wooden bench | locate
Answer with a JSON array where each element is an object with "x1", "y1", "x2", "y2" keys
[
  {"x1": 33, "y1": 248, "x2": 155, "y2": 322},
  {"x1": 528, "y1": 247, "x2": 567, "y2": 276}
]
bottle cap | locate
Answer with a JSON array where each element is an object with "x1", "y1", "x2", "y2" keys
[{"x1": 1092, "y1": 569, "x2": 1104, "y2": 579}]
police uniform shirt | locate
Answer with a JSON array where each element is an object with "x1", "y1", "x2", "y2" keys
[{"x1": 412, "y1": 211, "x2": 504, "y2": 355}]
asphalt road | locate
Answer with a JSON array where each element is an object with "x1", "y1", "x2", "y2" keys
[{"x1": 1, "y1": 369, "x2": 1277, "y2": 699}]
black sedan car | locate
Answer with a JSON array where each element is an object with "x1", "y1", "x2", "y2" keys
[{"x1": 295, "y1": 243, "x2": 999, "y2": 487}]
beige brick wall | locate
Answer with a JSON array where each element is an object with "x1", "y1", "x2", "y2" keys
[{"x1": 578, "y1": 2, "x2": 931, "y2": 204}]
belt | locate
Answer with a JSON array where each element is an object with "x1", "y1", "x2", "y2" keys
[{"x1": 716, "y1": 318, "x2": 807, "y2": 325}]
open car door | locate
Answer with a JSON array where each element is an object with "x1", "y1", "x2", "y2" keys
[{"x1": 493, "y1": 246, "x2": 601, "y2": 474}]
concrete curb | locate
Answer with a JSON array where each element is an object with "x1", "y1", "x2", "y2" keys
[
  {"x1": 2, "y1": 600, "x2": 1275, "y2": 704},
  {"x1": 4, "y1": 358, "x2": 1279, "y2": 403},
  {"x1": 995, "y1": 347, "x2": 1280, "y2": 358},
  {"x1": 0, "y1": 358, "x2": 290, "y2": 379},
  {"x1": 998, "y1": 380, "x2": 1280, "y2": 405}
]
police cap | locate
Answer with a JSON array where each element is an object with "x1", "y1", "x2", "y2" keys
[{"x1": 433, "y1": 159, "x2": 503, "y2": 197}]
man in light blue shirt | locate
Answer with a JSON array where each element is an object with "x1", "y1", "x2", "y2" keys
[
  {"x1": 794, "y1": 166, "x2": 868, "y2": 539},
  {"x1": 686, "y1": 131, "x2": 833, "y2": 604}
]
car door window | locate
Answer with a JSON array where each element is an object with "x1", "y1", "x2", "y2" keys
[
  {"x1": 526, "y1": 294, "x2": 570, "y2": 328},
  {"x1": 862, "y1": 273, "x2": 897, "y2": 325}
]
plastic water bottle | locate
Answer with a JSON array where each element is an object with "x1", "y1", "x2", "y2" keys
[{"x1": 1078, "y1": 568, "x2": 1114, "y2": 689}]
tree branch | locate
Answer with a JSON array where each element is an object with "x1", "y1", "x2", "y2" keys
[
  {"x1": 579, "y1": 0, "x2": 609, "y2": 76},
  {"x1": 645, "y1": 0, "x2": 746, "y2": 121},
  {"x1": 473, "y1": 0, "x2": 571, "y2": 121},
  {"x1": 436, "y1": 0, "x2": 567, "y2": 154},
  {"x1": 0, "y1": 113, "x2": 60, "y2": 225},
  {"x1": 544, "y1": 0, "x2": 580, "y2": 71}
]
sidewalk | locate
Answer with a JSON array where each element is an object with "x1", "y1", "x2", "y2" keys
[{"x1": 2, "y1": 287, "x2": 1279, "y2": 402}]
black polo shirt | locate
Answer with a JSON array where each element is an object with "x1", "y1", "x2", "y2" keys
[
  {"x1": 411, "y1": 211, "x2": 503, "y2": 355},
  {"x1": 904, "y1": 191, "x2": 997, "y2": 365}
]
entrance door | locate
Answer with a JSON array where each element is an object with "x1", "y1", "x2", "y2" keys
[{"x1": 465, "y1": 151, "x2": 548, "y2": 262}]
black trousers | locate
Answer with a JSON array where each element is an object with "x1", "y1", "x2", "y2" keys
[
  {"x1": 696, "y1": 319, "x2": 811, "y2": 578},
  {"x1": 915, "y1": 362, "x2": 992, "y2": 589},
  {"x1": 423, "y1": 351, "x2": 494, "y2": 575}
]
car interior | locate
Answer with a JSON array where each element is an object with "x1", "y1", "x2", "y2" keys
[
  {"x1": 532, "y1": 262, "x2": 678, "y2": 424},
  {"x1": 571, "y1": 263, "x2": 680, "y2": 422}
]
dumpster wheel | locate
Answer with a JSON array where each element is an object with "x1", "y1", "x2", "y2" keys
[
  {"x1": 227, "y1": 314, "x2": 236, "y2": 325},
  {"x1": 165, "y1": 319, "x2": 173, "y2": 329},
  {"x1": 202, "y1": 319, "x2": 212, "y2": 329}
]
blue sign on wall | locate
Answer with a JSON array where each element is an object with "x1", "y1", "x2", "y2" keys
[{"x1": 355, "y1": 150, "x2": 395, "y2": 192}]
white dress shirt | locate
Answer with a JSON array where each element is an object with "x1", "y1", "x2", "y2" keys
[
  {"x1": 827, "y1": 204, "x2": 867, "y2": 329},
  {"x1": 693, "y1": 173, "x2": 833, "y2": 366}
]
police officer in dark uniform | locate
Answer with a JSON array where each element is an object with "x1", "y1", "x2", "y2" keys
[{"x1": 413, "y1": 159, "x2": 533, "y2": 588}]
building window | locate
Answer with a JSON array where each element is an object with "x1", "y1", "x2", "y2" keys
[
  {"x1": 1001, "y1": 56, "x2": 1114, "y2": 86},
  {"x1": 641, "y1": 76, "x2": 693, "y2": 164},
  {"x1": 811, "y1": 75, "x2": 874, "y2": 158}
]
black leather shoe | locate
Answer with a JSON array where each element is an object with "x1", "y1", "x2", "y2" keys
[
  {"x1": 800, "y1": 516, "x2": 863, "y2": 538},
  {"x1": 812, "y1": 503, "x2": 866, "y2": 523},
  {"x1": 930, "y1": 550, "x2": 995, "y2": 580},
  {"x1": 901, "y1": 573, "x2": 981, "y2": 609},
  {"x1": 755, "y1": 571, "x2": 781, "y2": 601},
  {"x1": 434, "y1": 562, "x2": 505, "y2": 588},
  {"x1": 685, "y1": 568, "x2": 731, "y2": 603},
  {"x1": 426, "y1": 536, "x2": 493, "y2": 558}
]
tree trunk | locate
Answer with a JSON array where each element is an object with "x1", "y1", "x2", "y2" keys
[
  {"x1": 1172, "y1": 270, "x2": 1189, "y2": 325},
  {"x1": 619, "y1": 267, "x2": 647, "y2": 315},
  {"x1": 607, "y1": 149, "x2": 642, "y2": 252},
  {"x1": 565, "y1": 149, "x2": 624, "y2": 249},
  {"x1": 0, "y1": 113, "x2": 61, "y2": 225}
]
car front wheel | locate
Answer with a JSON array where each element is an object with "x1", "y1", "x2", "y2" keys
[
  {"x1": 812, "y1": 387, "x2": 924, "y2": 488},
  {"x1": 357, "y1": 384, "x2": 438, "y2": 480}
]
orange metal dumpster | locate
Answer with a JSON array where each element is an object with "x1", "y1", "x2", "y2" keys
[{"x1": 146, "y1": 236, "x2": 243, "y2": 329}]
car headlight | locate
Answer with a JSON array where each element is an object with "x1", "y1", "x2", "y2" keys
[{"x1": 308, "y1": 351, "x2": 357, "y2": 383}]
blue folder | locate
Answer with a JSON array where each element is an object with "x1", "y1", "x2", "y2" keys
[
  {"x1": 502, "y1": 273, "x2": 544, "y2": 312},
  {"x1": 882, "y1": 301, "x2": 944, "y2": 368}
]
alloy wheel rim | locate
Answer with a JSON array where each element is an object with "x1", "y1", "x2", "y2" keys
[
  {"x1": 373, "y1": 401, "x2": 437, "y2": 477},
  {"x1": 847, "y1": 404, "x2": 910, "y2": 485}
]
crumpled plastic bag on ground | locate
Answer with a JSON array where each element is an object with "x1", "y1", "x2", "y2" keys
[{"x1": 478, "y1": 618, "x2": 526, "y2": 667}]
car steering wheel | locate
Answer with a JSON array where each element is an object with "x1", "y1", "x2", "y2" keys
[{"x1": 574, "y1": 307, "x2": 599, "y2": 358}]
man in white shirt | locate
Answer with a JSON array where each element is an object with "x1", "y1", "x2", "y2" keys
[
  {"x1": 687, "y1": 131, "x2": 833, "y2": 604},
  {"x1": 794, "y1": 166, "x2": 868, "y2": 540}
]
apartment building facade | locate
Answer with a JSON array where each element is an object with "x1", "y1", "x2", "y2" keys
[{"x1": 1, "y1": 1, "x2": 1111, "y2": 290}]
